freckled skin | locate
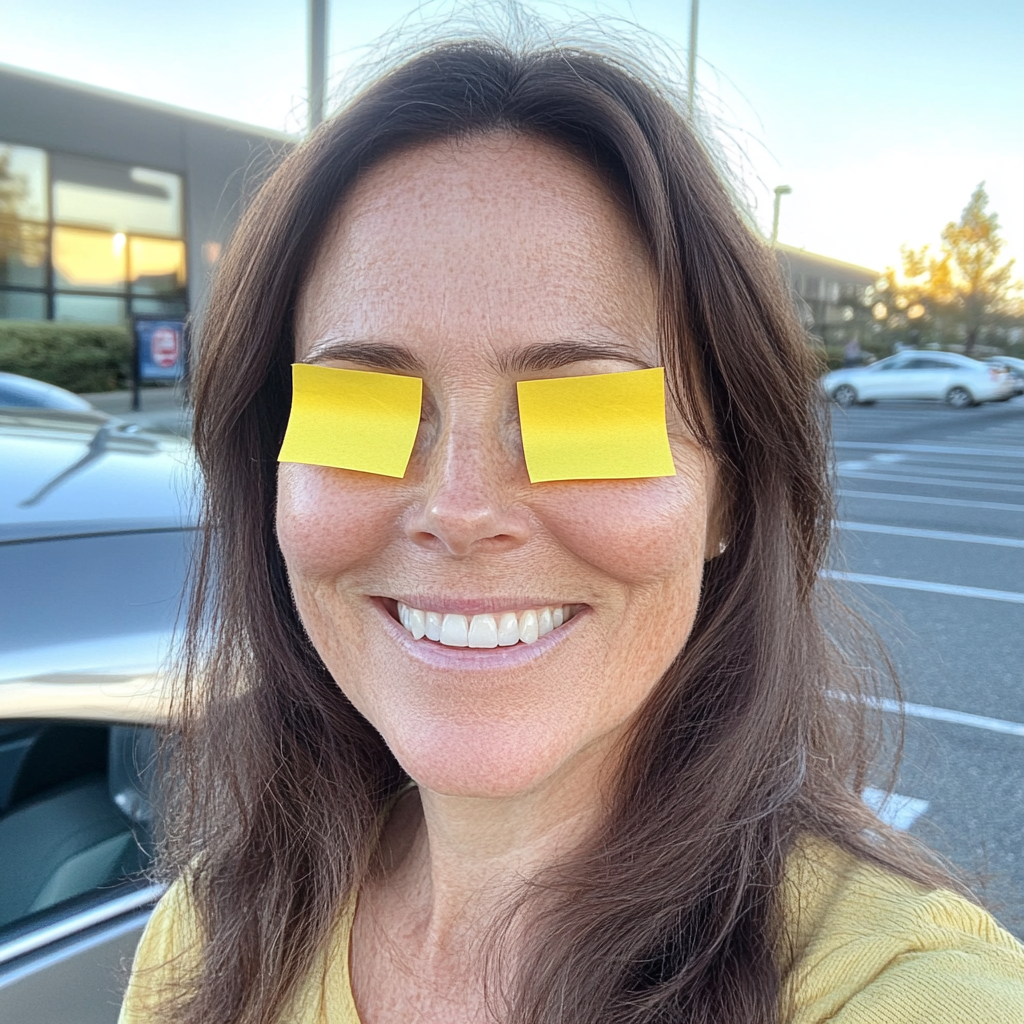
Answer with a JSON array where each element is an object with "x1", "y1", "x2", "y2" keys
[{"x1": 276, "y1": 134, "x2": 721, "y2": 800}]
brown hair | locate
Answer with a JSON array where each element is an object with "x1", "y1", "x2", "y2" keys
[{"x1": 162, "y1": 37, "x2": 954, "y2": 1024}]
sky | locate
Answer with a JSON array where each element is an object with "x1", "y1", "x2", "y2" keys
[{"x1": 2, "y1": 0, "x2": 1021, "y2": 276}]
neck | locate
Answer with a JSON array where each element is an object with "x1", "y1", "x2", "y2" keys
[{"x1": 375, "y1": 740, "x2": 619, "y2": 949}]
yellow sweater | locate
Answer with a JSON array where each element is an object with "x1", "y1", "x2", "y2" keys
[{"x1": 120, "y1": 838, "x2": 1024, "y2": 1023}]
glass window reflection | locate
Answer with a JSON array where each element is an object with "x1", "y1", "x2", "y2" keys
[
  {"x1": 131, "y1": 297, "x2": 187, "y2": 318},
  {"x1": 54, "y1": 293, "x2": 125, "y2": 324},
  {"x1": 0, "y1": 222, "x2": 48, "y2": 288},
  {"x1": 0, "y1": 291, "x2": 46, "y2": 320},
  {"x1": 52, "y1": 227, "x2": 126, "y2": 290},
  {"x1": 52, "y1": 154, "x2": 181, "y2": 237},
  {"x1": 129, "y1": 237, "x2": 186, "y2": 295},
  {"x1": 0, "y1": 144, "x2": 49, "y2": 222}
]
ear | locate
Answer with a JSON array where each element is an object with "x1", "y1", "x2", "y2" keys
[{"x1": 702, "y1": 464, "x2": 731, "y2": 561}]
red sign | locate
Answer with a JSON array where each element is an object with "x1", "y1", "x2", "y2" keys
[{"x1": 150, "y1": 327, "x2": 180, "y2": 369}]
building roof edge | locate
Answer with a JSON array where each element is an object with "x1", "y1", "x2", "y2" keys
[
  {"x1": 775, "y1": 243, "x2": 880, "y2": 280},
  {"x1": 0, "y1": 61, "x2": 298, "y2": 144}
]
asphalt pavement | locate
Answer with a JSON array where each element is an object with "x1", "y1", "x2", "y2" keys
[{"x1": 828, "y1": 395, "x2": 1024, "y2": 936}]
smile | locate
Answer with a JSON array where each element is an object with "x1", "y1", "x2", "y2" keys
[{"x1": 396, "y1": 602, "x2": 579, "y2": 648}]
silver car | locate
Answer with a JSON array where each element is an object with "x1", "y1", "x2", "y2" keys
[
  {"x1": 0, "y1": 408, "x2": 194, "y2": 1023},
  {"x1": 823, "y1": 351, "x2": 1016, "y2": 408}
]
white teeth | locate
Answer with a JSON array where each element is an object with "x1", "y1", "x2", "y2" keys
[
  {"x1": 408, "y1": 607, "x2": 426, "y2": 640},
  {"x1": 537, "y1": 607, "x2": 553, "y2": 637},
  {"x1": 497, "y1": 611, "x2": 519, "y2": 646},
  {"x1": 518, "y1": 609, "x2": 539, "y2": 644},
  {"x1": 425, "y1": 610, "x2": 442, "y2": 641},
  {"x1": 396, "y1": 602, "x2": 575, "y2": 647},
  {"x1": 440, "y1": 613, "x2": 469, "y2": 647},
  {"x1": 468, "y1": 614, "x2": 499, "y2": 648}
]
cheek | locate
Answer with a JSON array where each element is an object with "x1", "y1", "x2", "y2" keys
[
  {"x1": 275, "y1": 463, "x2": 402, "y2": 577},
  {"x1": 532, "y1": 465, "x2": 713, "y2": 586}
]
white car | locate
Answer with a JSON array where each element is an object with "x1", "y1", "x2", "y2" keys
[{"x1": 823, "y1": 351, "x2": 1016, "y2": 408}]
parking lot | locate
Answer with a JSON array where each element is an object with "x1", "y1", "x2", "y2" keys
[{"x1": 829, "y1": 396, "x2": 1024, "y2": 937}]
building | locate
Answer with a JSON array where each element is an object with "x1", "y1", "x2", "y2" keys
[
  {"x1": 775, "y1": 244, "x2": 880, "y2": 347},
  {"x1": 0, "y1": 63, "x2": 883, "y2": 354},
  {"x1": 0, "y1": 64, "x2": 292, "y2": 326}
]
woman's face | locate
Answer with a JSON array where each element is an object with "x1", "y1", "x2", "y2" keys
[{"x1": 278, "y1": 134, "x2": 721, "y2": 799}]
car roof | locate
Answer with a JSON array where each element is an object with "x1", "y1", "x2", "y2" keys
[
  {"x1": 0, "y1": 372, "x2": 95, "y2": 412},
  {"x1": 896, "y1": 350, "x2": 976, "y2": 365}
]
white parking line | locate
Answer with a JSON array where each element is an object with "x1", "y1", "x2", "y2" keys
[
  {"x1": 822, "y1": 569, "x2": 1024, "y2": 604},
  {"x1": 862, "y1": 787, "x2": 930, "y2": 831},
  {"x1": 838, "y1": 460, "x2": 1022, "y2": 482},
  {"x1": 834, "y1": 441, "x2": 1024, "y2": 459},
  {"x1": 834, "y1": 521, "x2": 1024, "y2": 548},
  {"x1": 873, "y1": 698, "x2": 1024, "y2": 738},
  {"x1": 836, "y1": 470, "x2": 1024, "y2": 494},
  {"x1": 838, "y1": 490, "x2": 1024, "y2": 513}
]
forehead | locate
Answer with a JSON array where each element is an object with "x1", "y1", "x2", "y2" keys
[{"x1": 294, "y1": 133, "x2": 658, "y2": 363}]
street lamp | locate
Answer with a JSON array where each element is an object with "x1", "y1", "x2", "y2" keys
[
  {"x1": 308, "y1": 0, "x2": 328, "y2": 133},
  {"x1": 771, "y1": 185, "x2": 792, "y2": 245},
  {"x1": 687, "y1": 0, "x2": 699, "y2": 117}
]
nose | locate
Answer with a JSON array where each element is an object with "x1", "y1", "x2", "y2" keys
[{"x1": 404, "y1": 417, "x2": 531, "y2": 557}]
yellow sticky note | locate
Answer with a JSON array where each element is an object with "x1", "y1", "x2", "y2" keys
[
  {"x1": 278, "y1": 363, "x2": 422, "y2": 478},
  {"x1": 516, "y1": 367, "x2": 676, "y2": 483}
]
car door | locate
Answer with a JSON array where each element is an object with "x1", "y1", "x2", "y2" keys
[
  {"x1": 860, "y1": 356, "x2": 914, "y2": 399},
  {"x1": 900, "y1": 357, "x2": 954, "y2": 399},
  {"x1": 0, "y1": 718, "x2": 162, "y2": 1024}
]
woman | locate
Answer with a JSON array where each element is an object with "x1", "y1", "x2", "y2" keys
[{"x1": 121, "y1": 38, "x2": 1024, "y2": 1024}]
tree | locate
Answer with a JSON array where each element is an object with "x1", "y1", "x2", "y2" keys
[
  {"x1": 882, "y1": 184, "x2": 1019, "y2": 354},
  {"x1": 0, "y1": 153, "x2": 46, "y2": 288}
]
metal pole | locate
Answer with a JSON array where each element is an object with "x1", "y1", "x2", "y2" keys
[
  {"x1": 308, "y1": 0, "x2": 328, "y2": 133},
  {"x1": 771, "y1": 185, "x2": 792, "y2": 245},
  {"x1": 131, "y1": 318, "x2": 141, "y2": 412},
  {"x1": 687, "y1": 0, "x2": 699, "y2": 116}
]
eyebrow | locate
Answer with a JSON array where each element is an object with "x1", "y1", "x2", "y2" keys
[
  {"x1": 302, "y1": 340, "x2": 427, "y2": 375},
  {"x1": 497, "y1": 341, "x2": 652, "y2": 375},
  {"x1": 301, "y1": 338, "x2": 651, "y2": 376}
]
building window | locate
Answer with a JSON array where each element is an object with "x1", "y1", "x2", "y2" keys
[{"x1": 0, "y1": 142, "x2": 187, "y2": 324}]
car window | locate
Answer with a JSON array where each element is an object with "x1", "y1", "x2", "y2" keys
[
  {"x1": 0, "y1": 720, "x2": 155, "y2": 938},
  {"x1": 903, "y1": 358, "x2": 954, "y2": 370},
  {"x1": 873, "y1": 358, "x2": 907, "y2": 372}
]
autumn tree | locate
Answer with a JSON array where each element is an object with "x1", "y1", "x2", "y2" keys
[{"x1": 882, "y1": 184, "x2": 1019, "y2": 354}]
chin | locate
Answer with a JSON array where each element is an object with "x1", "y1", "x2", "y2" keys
[{"x1": 383, "y1": 715, "x2": 595, "y2": 799}]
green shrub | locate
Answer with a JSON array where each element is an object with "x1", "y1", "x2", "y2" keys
[{"x1": 0, "y1": 320, "x2": 131, "y2": 393}]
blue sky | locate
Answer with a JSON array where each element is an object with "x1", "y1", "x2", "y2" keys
[{"x1": 2, "y1": 0, "x2": 1021, "y2": 275}]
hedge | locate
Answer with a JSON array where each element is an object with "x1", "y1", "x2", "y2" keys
[{"x1": 0, "y1": 320, "x2": 132, "y2": 393}]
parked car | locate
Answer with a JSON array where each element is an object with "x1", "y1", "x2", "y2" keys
[
  {"x1": 985, "y1": 356, "x2": 1024, "y2": 396},
  {"x1": 822, "y1": 351, "x2": 1016, "y2": 408},
  {"x1": 0, "y1": 407, "x2": 195, "y2": 1024},
  {"x1": 0, "y1": 372, "x2": 98, "y2": 413}
]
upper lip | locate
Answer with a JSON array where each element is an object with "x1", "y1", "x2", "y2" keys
[{"x1": 383, "y1": 596, "x2": 580, "y2": 615}]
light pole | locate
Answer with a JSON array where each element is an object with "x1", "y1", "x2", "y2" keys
[
  {"x1": 308, "y1": 0, "x2": 328, "y2": 133},
  {"x1": 687, "y1": 0, "x2": 699, "y2": 116},
  {"x1": 771, "y1": 185, "x2": 792, "y2": 245}
]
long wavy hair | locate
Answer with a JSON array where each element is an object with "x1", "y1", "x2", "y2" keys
[{"x1": 160, "y1": 36, "x2": 955, "y2": 1024}]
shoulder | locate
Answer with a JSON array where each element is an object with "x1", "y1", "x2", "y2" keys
[
  {"x1": 781, "y1": 837, "x2": 1024, "y2": 1024},
  {"x1": 119, "y1": 878, "x2": 201, "y2": 1022}
]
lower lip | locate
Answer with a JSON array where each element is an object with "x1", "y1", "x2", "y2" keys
[{"x1": 373, "y1": 599, "x2": 586, "y2": 670}]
